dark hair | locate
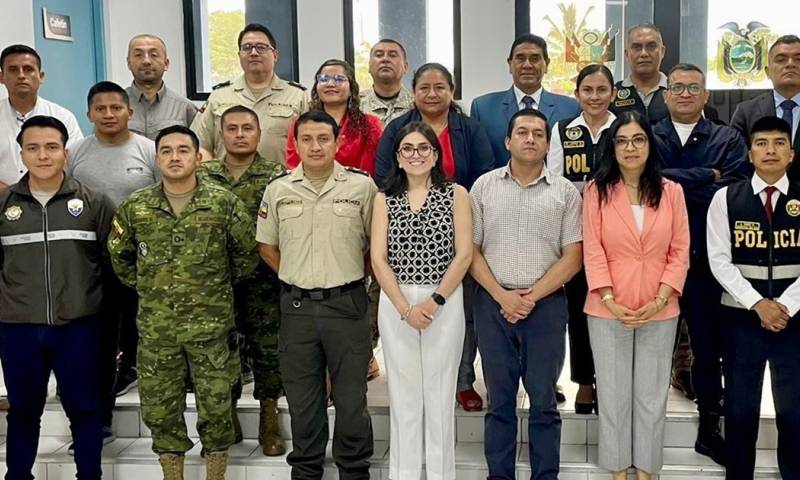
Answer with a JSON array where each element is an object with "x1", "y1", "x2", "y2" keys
[
  {"x1": 627, "y1": 23, "x2": 663, "y2": 43},
  {"x1": 668, "y1": 62, "x2": 706, "y2": 83},
  {"x1": 575, "y1": 64, "x2": 614, "y2": 90},
  {"x1": 221, "y1": 105, "x2": 260, "y2": 128},
  {"x1": 382, "y1": 122, "x2": 448, "y2": 196},
  {"x1": 505, "y1": 108, "x2": 551, "y2": 141},
  {"x1": 155, "y1": 125, "x2": 199, "y2": 151},
  {"x1": 593, "y1": 111, "x2": 663, "y2": 209},
  {"x1": 293, "y1": 110, "x2": 340, "y2": 140},
  {"x1": 412, "y1": 63, "x2": 460, "y2": 112},
  {"x1": 507, "y1": 34, "x2": 550, "y2": 63},
  {"x1": 87, "y1": 81, "x2": 130, "y2": 109},
  {"x1": 769, "y1": 34, "x2": 800, "y2": 56},
  {"x1": 749, "y1": 116, "x2": 793, "y2": 146},
  {"x1": 16, "y1": 115, "x2": 68, "y2": 147},
  {"x1": 237, "y1": 23, "x2": 277, "y2": 49},
  {"x1": 310, "y1": 59, "x2": 377, "y2": 146},
  {"x1": 1, "y1": 44, "x2": 41, "y2": 70},
  {"x1": 371, "y1": 38, "x2": 407, "y2": 59}
]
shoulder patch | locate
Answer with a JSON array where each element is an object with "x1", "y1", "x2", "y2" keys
[
  {"x1": 267, "y1": 171, "x2": 291, "y2": 185},
  {"x1": 287, "y1": 81, "x2": 307, "y2": 91},
  {"x1": 345, "y1": 167, "x2": 369, "y2": 177},
  {"x1": 212, "y1": 80, "x2": 231, "y2": 90}
]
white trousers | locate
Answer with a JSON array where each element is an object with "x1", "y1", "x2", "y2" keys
[{"x1": 379, "y1": 284, "x2": 465, "y2": 480}]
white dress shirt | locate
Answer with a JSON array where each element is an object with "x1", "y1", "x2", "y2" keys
[
  {"x1": 707, "y1": 173, "x2": 800, "y2": 315},
  {"x1": 774, "y1": 91, "x2": 800, "y2": 142},
  {"x1": 547, "y1": 111, "x2": 616, "y2": 190},
  {"x1": 513, "y1": 85, "x2": 543, "y2": 111}
]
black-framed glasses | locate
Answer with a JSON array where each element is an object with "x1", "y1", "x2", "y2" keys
[
  {"x1": 613, "y1": 135, "x2": 648, "y2": 149},
  {"x1": 668, "y1": 83, "x2": 704, "y2": 96},
  {"x1": 316, "y1": 74, "x2": 348, "y2": 85},
  {"x1": 397, "y1": 144, "x2": 435, "y2": 159},
  {"x1": 239, "y1": 43, "x2": 275, "y2": 55}
]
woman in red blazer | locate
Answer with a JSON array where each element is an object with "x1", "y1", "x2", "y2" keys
[{"x1": 582, "y1": 111, "x2": 690, "y2": 480}]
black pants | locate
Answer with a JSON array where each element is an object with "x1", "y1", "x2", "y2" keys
[
  {"x1": 0, "y1": 321, "x2": 103, "y2": 480},
  {"x1": 722, "y1": 306, "x2": 800, "y2": 480},
  {"x1": 565, "y1": 269, "x2": 594, "y2": 385},
  {"x1": 279, "y1": 285, "x2": 373, "y2": 480}
]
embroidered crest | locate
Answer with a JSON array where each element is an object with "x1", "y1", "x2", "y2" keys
[
  {"x1": 565, "y1": 127, "x2": 583, "y2": 141},
  {"x1": 139, "y1": 241, "x2": 149, "y2": 257},
  {"x1": 4, "y1": 205, "x2": 22, "y2": 221},
  {"x1": 258, "y1": 202, "x2": 269, "y2": 219},
  {"x1": 786, "y1": 199, "x2": 800, "y2": 217},
  {"x1": 67, "y1": 199, "x2": 84, "y2": 217},
  {"x1": 616, "y1": 88, "x2": 631, "y2": 100}
]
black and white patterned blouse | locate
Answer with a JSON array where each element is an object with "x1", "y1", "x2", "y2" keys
[{"x1": 387, "y1": 183, "x2": 455, "y2": 285}]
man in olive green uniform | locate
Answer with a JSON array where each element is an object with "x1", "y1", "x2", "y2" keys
[
  {"x1": 199, "y1": 105, "x2": 287, "y2": 456},
  {"x1": 191, "y1": 23, "x2": 308, "y2": 164},
  {"x1": 257, "y1": 110, "x2": 377, "y2": 480},
  {"x1": 108, "y1": 125, "x2": 257, "y2": 480},
  {"x1": 359, "y1": 38, "x2": 413, "y2": 127}
]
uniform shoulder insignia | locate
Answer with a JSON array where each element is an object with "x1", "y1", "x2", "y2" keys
[
  {"x1": 287, "y1": 80, "x2": 307, "y2": 91},
  {"x1": 267, "y1": 171, "x2": 291, "y2": 184},
  {"x1": 345, "y1": 167, "x2": 369, "y2": 177},
  {"x1": 212, "y1": 80, "x2": 231, "y2": 90}
]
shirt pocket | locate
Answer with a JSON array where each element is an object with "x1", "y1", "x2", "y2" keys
[
  {"x1": 265, "y1": 105, "x2": 296, "y2": 134},
  {"x1": 277, "y1": 202, "x2": 304, "y2": 239},
  {"x1": 332, "y1": 202, "x2": 363, "y2": 239}
]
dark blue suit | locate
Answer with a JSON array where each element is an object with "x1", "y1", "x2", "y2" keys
[{"x1": 470, "y1": 87, "x2": 580, "y2": 167}]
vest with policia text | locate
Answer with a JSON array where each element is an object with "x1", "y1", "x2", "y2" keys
[
  {"x1": 557, "y1": 116, "x2": 609, "y2": 183},
  {"x1": 724, "y1": 180, "x2": 800, "y2": 308},
  {"x1": 611, "y1": 81, "x2": 668, "y2": 124}
]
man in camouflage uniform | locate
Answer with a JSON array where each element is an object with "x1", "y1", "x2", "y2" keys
[
  {"x1": 108, "y1": 125, "x2": 257, "y2": 480},
  {"x1": 359, "y1": 38, "x2": 413, "y2": 127},
  {"x1": 199, "y1": 105, "x2": 287, "y2": 456},
  {"x1": 191, "y1": 23, "x2": 308, "y2": 164}
]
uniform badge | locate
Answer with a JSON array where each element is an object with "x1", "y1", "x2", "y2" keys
[
  {"x1": 67, "y1": 199, "x2": 84, "y2": 217},
  {"x1": 258, "y1": 202, "x2": 269, "y2": 219},
  {"x1": 4, "y1": 205, "x2": 22, "y2": 221},
  {"x1": 565, "y1": 127, "x2": 583, "y2": 141},
  {"x1": 139, "y1": 241, "x2": 149, "y2": 257},
  {"x1": 786, "y1": 199, "x2": 800, "y2": 217},
  {"x1": 617, "y1": 88, "x2": 631, "y2": 100},
  {"x1": 111, "y1": 219, "x2": 125, "y2": 245}
]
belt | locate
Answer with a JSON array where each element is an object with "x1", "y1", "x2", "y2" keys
[{"x1": 282, "y1": 280, "x2": 364, "y2": 301}]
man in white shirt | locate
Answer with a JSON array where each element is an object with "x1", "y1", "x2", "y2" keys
[
  {"x1": 707, "y1": 116, "x2": 800, "y2": 480},
  {"x1": 0, "y1": 44, "x2": 83, "y2": 189}
]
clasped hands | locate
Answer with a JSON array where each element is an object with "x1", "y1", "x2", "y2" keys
[
  {"x1": 753, "y1": 298, "x2": 790, "y2": 333},
  {"x1": 604, "y1": 299, "x2": 662, "y2": 328},
  {"x1": 496, "y1": 288, "x2": 536, "y2": 324},
  {"x1": 403, "y1": 298, "x2": 440, "y2": 331}
]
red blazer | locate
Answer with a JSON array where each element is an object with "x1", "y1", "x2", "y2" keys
[
  {"x1": 285, "y1": 112, "x2": 383, "y2": 175},
  {"x1": 582, "y1": 179, "x2": 690, "y2": 320}
]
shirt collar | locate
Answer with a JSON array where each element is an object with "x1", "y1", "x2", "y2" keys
[
  {"x1": 499, "y1": 162, "x2": 552, "y2": 186},
  {"x1": 752, "y1": 173, "x2": 789, "y2": 196},
  {"x1": 566, "y1": 112, "x2": 617, "y2": 138},
  {"x1": 774, "y1": 90, "x2": 800, "y2": 109},
  {"x1": 129, "y1": 81, "x2": 167, "y2": 102},
  {"x1": 513, "y1": 85, "x2": 543, "y2": 108},
  {"x1": 621, "y1": 72, "x2": 668, "y2": 94}
]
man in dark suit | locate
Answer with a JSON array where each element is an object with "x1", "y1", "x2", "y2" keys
[
  {"x1": 470, "y1": 34, "x2": 580, "y2": 167},
  {"x1": 731, "y1": 35, "x2": 800, "y2": 180}
]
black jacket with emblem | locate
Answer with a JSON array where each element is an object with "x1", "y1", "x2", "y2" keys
[{"x1": 0, "y1": 174, "x2": 116, "y2": 325}]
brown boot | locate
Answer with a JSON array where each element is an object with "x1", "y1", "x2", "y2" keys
[
  {"x1": 158, "y1": 453, "x2": 185, "y2": 480},
  {"x1": 259, "y1": 398, "x2": 286, "y2": 456},
  {"x1": 205, "y1": 451, "x2": 228, "y2": 480}
]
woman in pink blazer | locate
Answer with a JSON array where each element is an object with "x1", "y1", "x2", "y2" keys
[{"x1": 582, "y1": 111, "x2": 690, "y2": 480}]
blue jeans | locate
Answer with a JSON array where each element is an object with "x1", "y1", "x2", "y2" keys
[
  {"x1": 474, "y1": 287, "x2": 567, "y2": 480},
  {"x1": 0, "y1": 321, "x2": 103, "y2": 480}
]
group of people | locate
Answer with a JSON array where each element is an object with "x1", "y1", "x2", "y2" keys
[{"x1": 0, "y1": 17, "x2": 799, "y2": 480}]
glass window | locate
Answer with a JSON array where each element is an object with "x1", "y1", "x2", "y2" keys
[{"x1": 347, "y1": 0, "x2": 459, "y2": 93}]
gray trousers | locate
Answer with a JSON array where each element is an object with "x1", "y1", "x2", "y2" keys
[{"x1": 588, "y1": 315, "x2": 677, "y2": 473}]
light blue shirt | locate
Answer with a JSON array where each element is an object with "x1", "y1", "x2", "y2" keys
[{"x1": 774, "y1": 91, "x2": 800, "y2": 141}]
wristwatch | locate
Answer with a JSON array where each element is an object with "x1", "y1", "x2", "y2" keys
[{"x1": 431, "y1": 292, "x2": 446, "y2": 306}]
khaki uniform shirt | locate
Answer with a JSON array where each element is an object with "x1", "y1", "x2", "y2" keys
[
  {"x1": 191, "y1": 74, "x2": 309, "y2": 165},
  {"x1": 256, "y1": 161, "x2": 377, "y2": 289},
  {"x1": 127, "y1": 82, "x2": 198, "y2": 140},
  {"x1": 360, "y1": 86, "x2": 414, "y2": 126}
]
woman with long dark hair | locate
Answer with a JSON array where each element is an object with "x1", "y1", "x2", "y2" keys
[
  {"x1": 286, "y1": 59, "x2": 383, "y2": 174},
  {"x1": 371, "y1": 121, "x2": 472, "y2": 479},
  {"x1": 582, "y1": 111, "x2": 690, "y2": 479}
]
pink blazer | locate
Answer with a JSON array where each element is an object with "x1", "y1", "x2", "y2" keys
[{"x1": 582, "y1": 179, "x2": 690, "y2": 320}]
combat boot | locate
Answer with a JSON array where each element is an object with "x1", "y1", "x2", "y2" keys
[
  {"x1": 206, "y1": 451, "x2": 228, "y2": 480},
  {"x1": 158, "y1": 453, "x2": 185, "y2": 480},
  {"x1": 259, "y1": 398, "x2": 286, "y2": 456}
]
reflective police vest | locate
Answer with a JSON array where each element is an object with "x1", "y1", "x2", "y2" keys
[
  {"x1": 610, "y1": 81, "x2": 668, "y2": 124},
  {"x1": 724, "y1": 180, "x2": 800, "y2": 308},
  {"x1": 557, "y1": 116, "x2": 608, "y2": 183}
]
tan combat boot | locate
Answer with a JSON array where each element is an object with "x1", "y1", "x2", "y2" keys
[
  {"x1": 259, "y1": 398, "x2": 286, "y2": 456},
  {"x1": 206, "y1": 451, "x2": 228, "y2": 480},
  {"x1": 158, "y1": 453, "x2": 185, "y2": 480}
]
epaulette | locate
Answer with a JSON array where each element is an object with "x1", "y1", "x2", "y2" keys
[
  {"x1": 345, "y1": 166, "x2": 369, "y2": 177},
  {"x1": 287, "y1": 81, "x2": 307, "y2": 91},
  {"x1": 212, "y1": 80, "x2": 232, "y2": 90},
  {"x1": 267, "y1": 171, "x2": 291, "y2": 184}
]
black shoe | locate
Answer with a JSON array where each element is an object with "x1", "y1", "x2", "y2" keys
[
  {"x1": 555, "y1": 385, "x2": 566, "y2": 403},
  {"x1": 671, "y1": 369, "x2": 696, "y2": 401},
  {"x1": 113, "y1": 367, "x2": 138, "y2": 397},
  {"x1": 695, "y1": 431, "x2": 726, "y2": 466}
]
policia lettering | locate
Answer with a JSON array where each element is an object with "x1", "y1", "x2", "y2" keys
[
  {"x1": 558, "y1": 118, "x2": 607, "y2": 182},
  {"x1": 734, "y1": 222, "x2": 800, "y2": 249}
]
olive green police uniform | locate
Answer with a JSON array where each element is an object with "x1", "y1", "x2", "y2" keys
[
  {"x1": 191, "y1": 75, "x2": 309, "y2": 164},
  {"x1": 256, "y1": 161, "x2": 377, "y2": 479},
  {"x1": 108, "y1": 179, "x2": 258, "y2": 454}
]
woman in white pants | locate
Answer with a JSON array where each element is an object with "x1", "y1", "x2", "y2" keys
[{"x1": 371, "y1": 121, "x2": 473, "y2": 480}]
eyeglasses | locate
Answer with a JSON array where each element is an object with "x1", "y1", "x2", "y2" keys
[
  {"x1": 239, "y1": 43, "x2": 275, "y2": 55},
  {"x1": 316, "y1": 74, "x2": 349, "y2": 85},
  {"x1": 613, "y1": 135, "x2": 648, "y2": 149},
  {"x1": 397, "y1": 144, "x2": 435, "y2": 159},
  {"x1": 668, "y1": 83, "x2": 704, "y2": 96}
]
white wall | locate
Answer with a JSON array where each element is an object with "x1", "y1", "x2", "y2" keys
[
  {"x1": 296, "y1": 0, "x2": 345, "y2": 87},
  {"x1": 0, "y1": 0, "x2": 36, "y2": 99}
]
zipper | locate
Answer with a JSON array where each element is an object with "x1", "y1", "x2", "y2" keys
[
  {"x1": 42, "y1": 204, "x2": 54, "y2": 325},
  {"x1": 767, "y1": 215, "x2": 773, "y2": 299}
]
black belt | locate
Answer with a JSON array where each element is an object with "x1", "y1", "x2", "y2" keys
[{"x1": 282, "y1": 280, "x2": 364, "y2": 301}]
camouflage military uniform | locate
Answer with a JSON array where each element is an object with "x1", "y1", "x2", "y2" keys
[
  {"x1": 199, "y1": 155, "x2": 286, "y2": 400},
  {"x1": 359, "y1": 86, "x2": 414, "y2": 127},
  {"x1": 108, "y1": 179, "x2": 258, "y2": 454}
]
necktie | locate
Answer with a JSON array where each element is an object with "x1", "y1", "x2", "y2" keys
[
  {"x1": 780, "y1": 99, "x2": 797, "y2": 139},
  {"x1": 521, "y1": 95, "x2": 535, "y2": 110},
  {"x1": 765, "y1": 185, "x2": 777, "y2": 222}
]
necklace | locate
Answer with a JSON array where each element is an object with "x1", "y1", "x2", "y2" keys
[{"x1": 624, "y1": 182, "x2": 640, "y2": 189}]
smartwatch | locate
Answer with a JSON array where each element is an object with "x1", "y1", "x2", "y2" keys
[{"x1": 431, "y1": 292, "x2": 446, "y2": 306}]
